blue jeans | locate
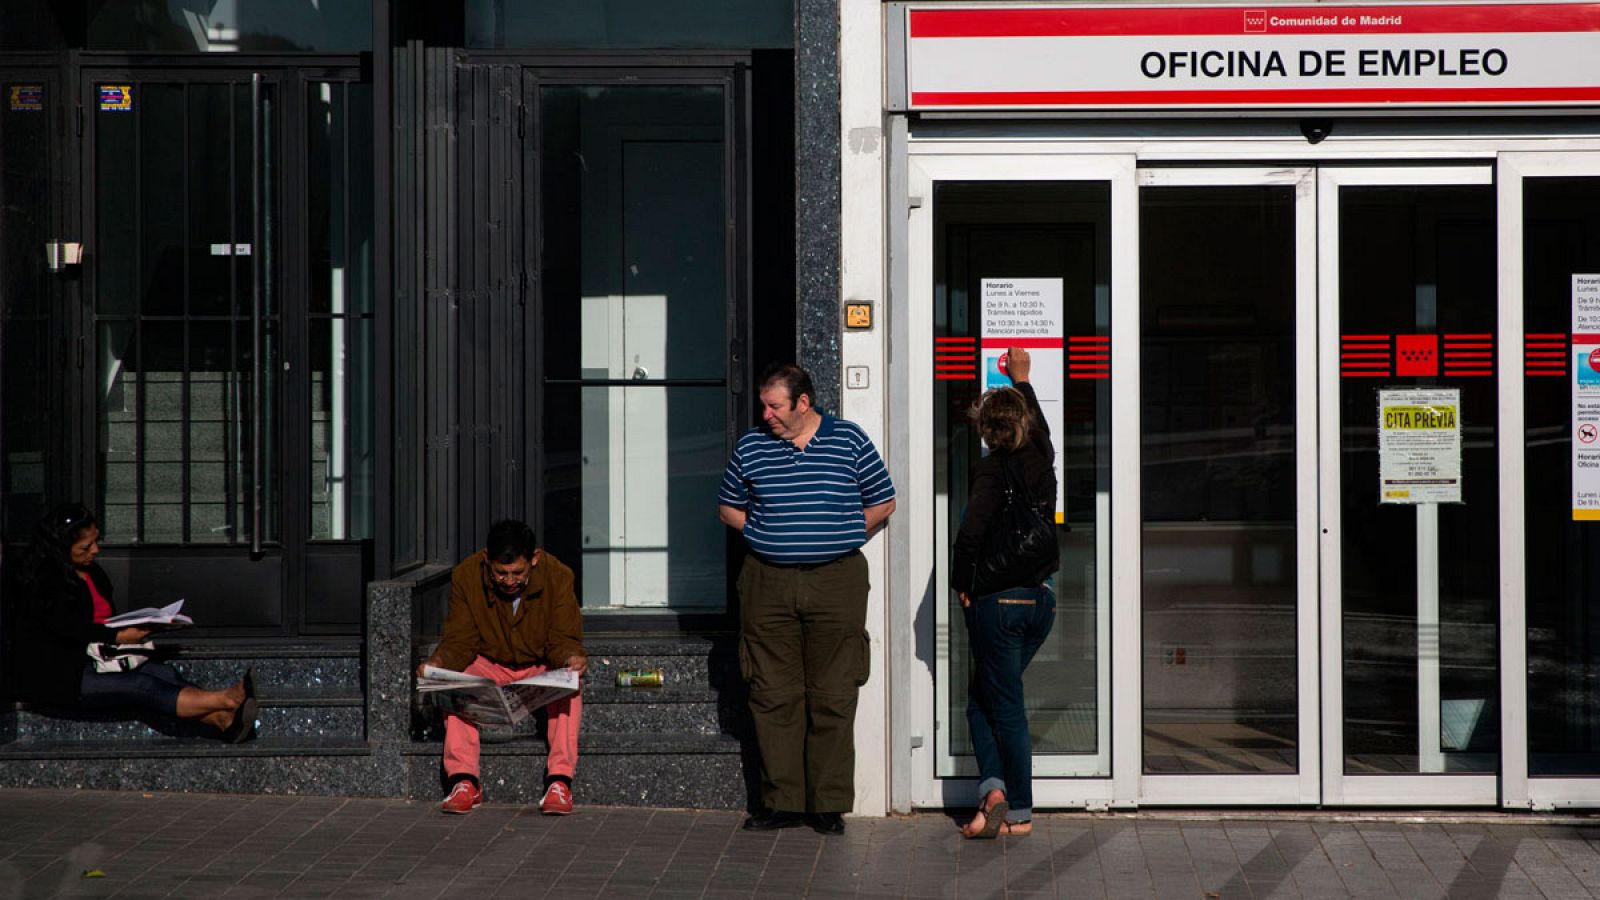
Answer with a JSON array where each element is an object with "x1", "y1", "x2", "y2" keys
[
  {"x1": 963, "y1": 585, "x2": 1055, "y2": 823},
  {"x1": 79, "y1": 660, "x2": 192, "y2": 717}
]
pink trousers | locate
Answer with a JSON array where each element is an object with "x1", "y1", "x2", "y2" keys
[{"x1": 442, "y1": 656, "x2": 582, "y2": 780}]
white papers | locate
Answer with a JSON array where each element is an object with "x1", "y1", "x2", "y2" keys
[
  {"x1": 417, "y1": 665, "x2": 580, "y2": 728},
  {"x1": 980, "y1": 277, "x2": 1067, "y2": 524},
  {"x1": 104, "y1": 599, "x2": 193, "y2": 629}
]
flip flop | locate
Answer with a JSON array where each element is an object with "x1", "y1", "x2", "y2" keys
[
  {"x1": 963, "y1": 799, "x2": 1009, "y2": 839},
  {"x1": 999, "y1": 820, "x2": 1032, "y2": 837}
]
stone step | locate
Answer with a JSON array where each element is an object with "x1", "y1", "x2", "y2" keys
[
  {"x1": 0, "y1": 734, "x2": 752, "y2": 808},
  {"x1": 0, "y1": 737, "x2": 381, "y2": 796},
  {"x1": 159, "y1": 642, "x2": 363, "y2": 692},
  {"x1": 12, "y1": 685, "x2": 365, "y2": 742},
  {"x1": 401, "y1": 733, "x2": 750, "y2": 809}
]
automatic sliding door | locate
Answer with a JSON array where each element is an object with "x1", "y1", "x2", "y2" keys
[
  {"x1": 1136, "y1": 169, "x2": 1319, "y2": 805},
  {"x1": 907, "y1": 155, "x2": 1130, "y2": 805},
  {"x1": 1320, "y1": 167, "x2": 1500, "y2": 805},
  {"x1": 933, "y1": 181, "x2": 1110, "y2": 778},
  {"x1": 1501, "y1": 152, "x2": 1600, "y2": 808}
]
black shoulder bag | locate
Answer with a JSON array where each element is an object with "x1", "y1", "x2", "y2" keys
[{"x1": 970, "y1": 455, "x2": 1058, "y2": 597}]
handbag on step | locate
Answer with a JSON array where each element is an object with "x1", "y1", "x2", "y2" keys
[{"x1": 86, "y1": 640, "x2": 155, "y2": 673}]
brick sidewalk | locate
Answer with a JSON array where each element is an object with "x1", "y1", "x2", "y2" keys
[{"x1": 4, "y1": 789, "x2": 1600, "y2": 898}]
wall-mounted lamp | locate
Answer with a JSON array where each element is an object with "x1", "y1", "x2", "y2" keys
[{"x1": 45, "y1": 241, "x2": 83, "y2": 271}]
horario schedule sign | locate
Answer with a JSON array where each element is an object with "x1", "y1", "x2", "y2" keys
[{"x1": 903, "y1": 3, "x2": 1600, "y2": 110}]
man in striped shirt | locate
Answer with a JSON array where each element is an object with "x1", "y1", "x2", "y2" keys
[{"x1": 718, "y1": 363, "x2": 896, "y2": 835}]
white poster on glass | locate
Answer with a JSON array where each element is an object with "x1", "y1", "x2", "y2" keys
[
  {"x1": 980, "y1": 278, "x2": 1066, "y2": 523},
  {"x1": 1378, "y1": 388, "x2": 1462, "y2": 504},
  {"x1": 1573, "y1": 273, "x2": 1600, "y2": 521}
]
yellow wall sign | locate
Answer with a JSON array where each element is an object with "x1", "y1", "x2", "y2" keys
[{"x1": 1377, "y1": 388, "x2": 1462, "y2": 505}]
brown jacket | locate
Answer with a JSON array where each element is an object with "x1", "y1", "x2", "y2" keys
[{"x1": 433, "y1": 550, "x2": 585, "y2": 671}]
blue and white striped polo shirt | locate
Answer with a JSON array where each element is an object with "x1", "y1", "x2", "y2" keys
[{"x1": 719, "y1": 414, "x2": 896, "y2": 565}]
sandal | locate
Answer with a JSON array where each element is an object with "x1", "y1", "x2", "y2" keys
[
  {"x1": 998, "y1": 820, "x2": 1032, "y2": 837},
  {"x1": 962, "y1": 798, "x2": 1009, "y2": 839}
]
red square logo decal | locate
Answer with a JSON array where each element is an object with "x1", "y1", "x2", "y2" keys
[
  {"x1": 1244, "y1": 10, "x2": 1267, "y2": 32},
  {"x1": 1396, "y1": 334, "x2": 1438, "y2": 377}
]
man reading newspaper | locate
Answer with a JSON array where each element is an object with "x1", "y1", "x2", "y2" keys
[{"x1": 415, "y1": 519, "x2": 587, "y2": 816}]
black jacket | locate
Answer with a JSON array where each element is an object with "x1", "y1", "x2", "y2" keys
[
  {"x1": 9, "y1": 560, "x2": 120, "y2": 705},
  {"x1": 950, "y1": 381, "x2": 1058, "y2": 595}
]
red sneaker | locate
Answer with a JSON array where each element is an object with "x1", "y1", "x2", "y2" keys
[
  {"x1": 540, "y1": 781, "x2": 573, "y2": 815},
  {"x1": 439, "y1": 781, "x2": 482, "y2": 815}
]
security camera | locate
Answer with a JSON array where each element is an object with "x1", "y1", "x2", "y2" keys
[{"x1": 1301, "y1": 119, "x2": 1333, "y2": 144}]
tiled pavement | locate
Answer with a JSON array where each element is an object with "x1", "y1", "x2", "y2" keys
[{"x1": 5, "y1": 791, "x2": 1600, "y2": 898}]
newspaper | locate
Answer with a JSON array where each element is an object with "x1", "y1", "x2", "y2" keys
[
  {"x1": 104, "y1": 599, "x2": 193, "y2": 630},
  {"x1": 417, "y1": 664, "x2": 580, "y2": 728}
]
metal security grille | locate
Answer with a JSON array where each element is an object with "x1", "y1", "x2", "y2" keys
[{"x1": 90, "y1": 77, "x2": 278, "y2": 547}]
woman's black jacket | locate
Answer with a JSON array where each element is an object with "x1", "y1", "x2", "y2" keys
[
  {"x1": 9, "y1": 560, "x2": 120, "y2": 705},
  {"x1": 950, "y1": 381, "x2": 1059, "y2": 596}
]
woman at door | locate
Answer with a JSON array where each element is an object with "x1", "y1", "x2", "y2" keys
[
  {"x1": 951, "y1": 348, "x2": 1058, "y2": 838},
  {"x1": 6, "y1": 504, "x2": 257, "y2": 741}
]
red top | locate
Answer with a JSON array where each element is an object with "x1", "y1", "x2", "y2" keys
[{"x1": 85, "y1": 573, "x2": 112, "y2": 624}]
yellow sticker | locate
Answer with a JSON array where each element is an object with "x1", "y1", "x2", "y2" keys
[
  {"x1": 98, "y1": 85, "x2": 133, "y2": 112},
  {"x1": 1382, "y1": 405, "x2": 1457, "y2": 430}
]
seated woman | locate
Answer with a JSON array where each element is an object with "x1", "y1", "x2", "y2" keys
[{"x1": 8, "y1": 504, "x2": 257, "y2": 742}]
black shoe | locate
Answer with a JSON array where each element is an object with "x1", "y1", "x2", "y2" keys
[
  {"x1": 742, "y1": 810, "x2": 805, "y2": 831},
  {"x1": 808, "y1": 812, "x2": 845, "y2": 835},
  {"x1": 222, "y1": 697, "x2": 258, "y2": 744}
]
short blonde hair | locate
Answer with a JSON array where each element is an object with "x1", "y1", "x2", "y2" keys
[{"x1": 972, "y1": 387, "x2": 1032, "y2": 451}]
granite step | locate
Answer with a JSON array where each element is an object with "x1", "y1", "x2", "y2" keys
[
  {"x1": 0, "y1": 736, "x2": 382, "y2": 797},
  {"x1": 157, "y1": 641, "x2": 363, "y2": 692},
  {"x1": 401, "y1": 732, "x2": 752, "y2": 809},
  {"x1": 11, "y1": 683, "x2": 365, "y2": 742}
]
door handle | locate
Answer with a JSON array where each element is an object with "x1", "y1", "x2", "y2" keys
[{"x1": 249, "y1": 73, "x2": 268, "y2": 555}]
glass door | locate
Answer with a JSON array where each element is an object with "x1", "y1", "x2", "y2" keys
[
  {"x1": 84, "y1": 72, "x2": 284, "y2": 628},
  {"x1": 1136, "y1": 168, "x2": 1320, "y2": 805},
  {"x1": 532, "y1": 75, "x2": 738, "y2": 611},
  {"x1": 1, "y1": 70, "x2": 60, "y2": 538},
  {"x1": 1500, "y1": 151, "x2": 1600, "y2": 809},
  {"x1": 907, "y1": 156, "x2": 1508, "y2": 808},
  {"x1": 80, "y1": 68, "x2": 373, "y2": 633},
  {"x1": 1319, "y1": 166, "x2": 1501, "y2": 805},
  {"x1": 906, "y1": 154, "x2": 1134, "y2": 809}
]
